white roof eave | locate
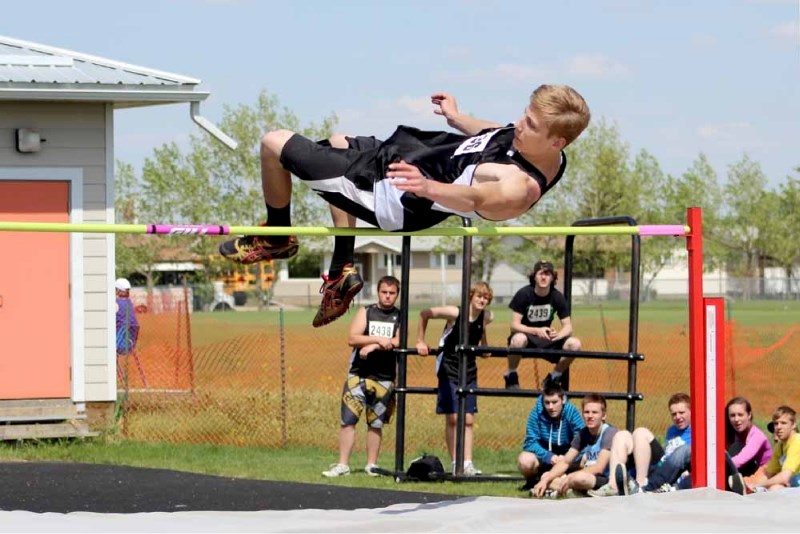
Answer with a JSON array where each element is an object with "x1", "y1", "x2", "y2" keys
[
  {"x1": 0, "y1": 34, "x2": 200, "y2": 84},
  {"x1": 0, "y1": 86, "x2": 209, "y2": 105}
]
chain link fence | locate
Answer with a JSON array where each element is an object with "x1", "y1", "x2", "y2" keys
[{"x1": 116, "y1": 280, "x2": 799, "y2": 460}]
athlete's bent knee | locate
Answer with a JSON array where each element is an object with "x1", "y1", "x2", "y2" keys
[{"x1": 261, "y1": 129, "x2": 295, "y2": 157}]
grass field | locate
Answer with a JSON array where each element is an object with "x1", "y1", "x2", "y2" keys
[{"x1": 0, "y1": 439, "x2": 526, "y2": 498}]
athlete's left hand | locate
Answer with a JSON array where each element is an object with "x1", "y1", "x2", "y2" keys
[{"x1": 386, "y1": 161, "x2": 430, "y2": 196}]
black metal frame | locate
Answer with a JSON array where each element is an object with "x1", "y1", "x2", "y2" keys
[{"x1": 391, "y1": 216, "x2": 645, "y2": 481}]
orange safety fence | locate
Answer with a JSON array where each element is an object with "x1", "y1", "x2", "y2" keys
[
  {"x1": 117, "y1": 290, "x2": 193, "y2": 393},
  {"x1": 116, "y1": 303, "x2": 799, "y2": 453}
]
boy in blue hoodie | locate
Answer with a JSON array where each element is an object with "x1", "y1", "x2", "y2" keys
[{"x1": 517, "y1": 384, "x2": 585, "y2": 487}]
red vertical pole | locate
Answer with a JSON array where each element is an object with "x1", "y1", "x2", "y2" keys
[{"x1": 687, "y1": 207, "x2": 707, "y2": 488}]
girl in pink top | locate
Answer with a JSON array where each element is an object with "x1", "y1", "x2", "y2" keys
[{"x1": 726, "y1": 396, "x2": 772, "y2": 476}]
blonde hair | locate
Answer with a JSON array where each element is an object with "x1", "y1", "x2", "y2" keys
[
  {"x1": 772, "y1": 405, "x2": 797, "y2": 424},
  {"x1": 469, "y1": 281, "x2": 493, "y2": 305},
  {"x1": 531, "y1": 84, "x2": 591, "y2": 146}
]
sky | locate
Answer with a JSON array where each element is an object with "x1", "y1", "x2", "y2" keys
[{"x1": 4, "y1": 0, "x2": 799, "y2": 187}]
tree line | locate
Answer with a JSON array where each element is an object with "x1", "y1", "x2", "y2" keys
[{"x1": 115, "y1": 90, "x2": 800, "y2": 297}]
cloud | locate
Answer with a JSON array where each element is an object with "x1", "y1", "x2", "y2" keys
[
  {"x1": 441, "y1": 63, "x2": 553, "y2": 84},
  {"x1": 336, "y1": 96, "x2": 442, "y2": 138},
  {"x1": 769, "y1": 21, "x2": 800, "y2": 42},
  {"x1": 396, "y1": 96, "x2": 436, "y2": 120},
  {"x1": 696, "y1": 122, "x2": 752, "y2": 140},
  {"x1": 440, "y1": 54, "x2": 629, "y2": 84},
  {"x1": 493, "y1": 63, "x2": 553, "y2": 83},
  {"x1": 565, "y1": 54, "x2": 630, "y2": 79}
]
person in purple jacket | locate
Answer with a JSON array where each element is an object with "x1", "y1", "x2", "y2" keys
[
  {"x1": 115, "y1": 278, "x2": 141, "y2": 387},
  {"x1": 725, "y1": 396, "x2": 772, "y2": 494}
]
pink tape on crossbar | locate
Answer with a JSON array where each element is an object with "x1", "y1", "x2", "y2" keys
[
  {"x1": 638, "y1": 225, "x2": 686, "y2": 236},
  {"x1": 147, "y1": 224, "x2": 230, "y2": 235}
]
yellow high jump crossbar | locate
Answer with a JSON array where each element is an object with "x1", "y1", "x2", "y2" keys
[{"x1": 0, "y1": 221, "x2": 690, "y2": 237}]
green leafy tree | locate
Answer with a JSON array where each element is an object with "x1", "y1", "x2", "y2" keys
[
  {"x1": 532, "y1": 120, "x2": 641, "y2": 297},
  {"x1": 629, "y1": 150, "x2": 670, "y2": 300},
  {"x1": 720, "y1": 155, "x2": 771, "y2": 298},
  {"x1": 114, "y1": 90, "x2": 337, "y2": 291},
  {"x1": 663, "y1": 154, "x2": 724, "y2": 265},
  {"x1": 762, "y1": 174, "x2": 800, "y2": 294},
  {"x1": 114, "y1": 161, "x2": 172, "y2": 287}
]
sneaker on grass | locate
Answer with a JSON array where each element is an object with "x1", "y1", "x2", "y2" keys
[
  {"x1": 463, "y1": 462, "x2": 482, "y2": 476},
  {"x1": 364, "y1": 464, "x2": 381, "y2": 476},
  {"x1": 322, "y1": 463, "x2": 350, "y2": 478}
]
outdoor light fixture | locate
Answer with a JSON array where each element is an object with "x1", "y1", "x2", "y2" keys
[{"x1": 15, "y1": 128, "x2": 44, "y2": 153}]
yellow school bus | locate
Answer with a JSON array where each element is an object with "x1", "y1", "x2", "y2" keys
[{"x1": 218, "y1": 261, "x2": 275, "y2": 304}]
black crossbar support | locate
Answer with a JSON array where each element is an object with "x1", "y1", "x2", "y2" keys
[
  {"x1": 393, "y1": 236, "x2": 413, "y2": 475},
  {"x1": 566, "y1": 215, "x2": 642, "y2": 430},
  {"x1": 390, "y1": 215, "x2": 647, "y2": 482},
  {"x1": 458, "y1": 345, "x2": 644, "y2": 361}
]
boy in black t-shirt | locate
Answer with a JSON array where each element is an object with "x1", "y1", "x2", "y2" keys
[{"x1": 505, "y1": 260, "x2": 581, "y2": 390}]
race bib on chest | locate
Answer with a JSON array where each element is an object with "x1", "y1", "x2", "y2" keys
[
  {"x1": 452, "y1": 129, "x2": 501, "y2": 157},
  {"x1": 369, "y1": 321, "x2": 395, "y2": 338},
  {"x1": 526, "y1": 304, "x2": 551, "y2": 322}
]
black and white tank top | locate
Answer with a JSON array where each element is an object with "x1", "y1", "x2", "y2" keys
[{"x1": 359, "y1": 125, "x2": 566, "y2": 231}]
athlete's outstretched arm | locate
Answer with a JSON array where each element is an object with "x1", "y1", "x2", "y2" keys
[
  {"x1": 432, "y1": 93, "x2": 502, "y2": 136},
  {"x1": 386, "y1": 161, "x2": 539, "y2": 220}
]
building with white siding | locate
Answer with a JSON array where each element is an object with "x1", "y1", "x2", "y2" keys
[{"x1": 0, "y1": 35, "x2": 230, "y2": 435}]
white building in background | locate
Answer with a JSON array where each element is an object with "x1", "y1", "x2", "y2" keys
[{"x1": 0, "y1": 34, "x2": 229, "y2": 434}]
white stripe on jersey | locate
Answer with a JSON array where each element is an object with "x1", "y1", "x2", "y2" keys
[
  {"x1": 309, "y1": 175, "x2": 376, "y2": 212},
  {"x1": 309, "y1": 165, "x2": 480, "y2": 231},
  {"x1": 375, "y1": 179, "x2": 405, "y2": 231},
  {"x1": 373, "y1": 164, "x2": 479, "y2": 230}
]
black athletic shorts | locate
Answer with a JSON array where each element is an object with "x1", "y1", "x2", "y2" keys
[
  {"x1": 345, "y1": 135, "x2": 382, "y2": 151},
  {"x1": 279, "y1": 134, "x2": 386, "y2": 228},
  {"x1": 506, "y1": 333, "x2": 567, "y2": 364},
  {"x1": 625, "y1": 438, "x2": 665, "y2": 473}
]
